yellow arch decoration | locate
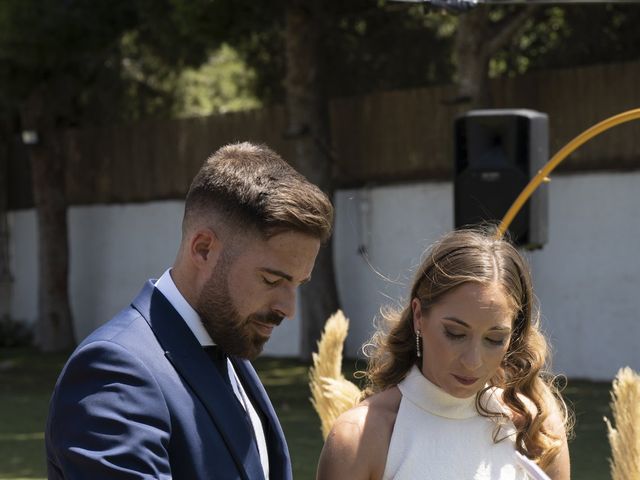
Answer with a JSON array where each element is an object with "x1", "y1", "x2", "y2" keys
[{"x1": 497, "y1": 108, "x2": 640, "y2": 239}]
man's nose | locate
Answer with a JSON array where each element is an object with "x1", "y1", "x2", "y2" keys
[{"x1": 272, "y1": 286, "x2": 296, "y2": 320}]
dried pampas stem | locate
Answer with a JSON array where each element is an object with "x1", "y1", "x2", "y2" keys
[
  {"x1": 604, "y1": 366, "x2": 640, "y2": 480},
  {"x1": 309, "y1": 310, "x2": 363, "y2": 440}
]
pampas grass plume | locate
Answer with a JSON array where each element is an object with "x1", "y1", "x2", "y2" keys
[
  {"x1": 604, "y1": 366, "x2": 640, "y2": 480},
  {"x1": 309, "y1": 310, "x2": 362, "y2": 440}
]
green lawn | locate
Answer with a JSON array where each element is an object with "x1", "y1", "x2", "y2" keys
[{"x1": 0, "y1": 348, "x2": 613, "y2": 479}]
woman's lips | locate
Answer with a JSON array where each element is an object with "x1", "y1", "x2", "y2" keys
[{"x1": 452, "y1": 374, "x2": 479, "y2": 386}]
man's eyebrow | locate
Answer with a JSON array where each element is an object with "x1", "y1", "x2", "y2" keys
[
  {"x1": 261, "y1": 268, "x2": 312, "y2": 285},
  {"x1": 443, "y1": 316, "x2": 511, "y2": 332}
]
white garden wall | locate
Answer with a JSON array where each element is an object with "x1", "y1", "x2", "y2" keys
[{"x1": 8, "y1": 171, "x2": 640, "y2": 380}]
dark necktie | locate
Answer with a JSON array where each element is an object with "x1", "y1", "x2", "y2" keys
[
  {"x1": 203, "y1": 345, "x2": 231, "y2": 387},
  {"x1": 203, "y1": 345, "x2": 262, "y2": 447}
]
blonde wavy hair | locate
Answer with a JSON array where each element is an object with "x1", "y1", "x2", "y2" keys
[{"x1": 361, "y1": 228, "x2": 571, "y2": 468}]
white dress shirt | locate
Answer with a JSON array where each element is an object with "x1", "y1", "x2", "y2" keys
[{"x1": 155, "y1": 269, "x2": 270, "y2": 479}]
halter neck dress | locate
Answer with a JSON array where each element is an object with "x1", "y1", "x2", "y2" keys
[{"x1": 382, "y1": 366, "x2": 530, "y2": 480}]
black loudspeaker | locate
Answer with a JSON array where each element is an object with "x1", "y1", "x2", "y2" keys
[{"x1": 454, "y1": 109, "x2": 549, "y2": 248}]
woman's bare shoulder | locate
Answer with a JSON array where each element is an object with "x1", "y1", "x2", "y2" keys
[
  {"x1": 329, "y1": 386, "x2": 402, "y2": 453},
  {"x1": 361, "y1": 385, "x2": 403, "y2": 417},
  {"x1": 317, "y1": 387, "x2": 402, "y2": 480}
]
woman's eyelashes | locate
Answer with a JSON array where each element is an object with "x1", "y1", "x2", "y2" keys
[
  {"x1": 485, "y1": 337, "x2": 507, "y2": 346},
  {"x1": 444, "y1": 328, "x2": 465, "y2": 341},
  {"x1": 443, "y1": 328, "x2": 507, "y2": 346}
]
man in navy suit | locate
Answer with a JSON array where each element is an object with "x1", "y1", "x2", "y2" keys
[{"x1": 45, "y1": 142, "x2": 334, "y2": 479}]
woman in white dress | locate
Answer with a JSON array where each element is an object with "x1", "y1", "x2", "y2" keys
[{"x1": 317, "y1": 229, "x2": 571, "y2": 480}]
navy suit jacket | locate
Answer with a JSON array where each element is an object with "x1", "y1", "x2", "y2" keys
[{"x1": 45, "y1": 281, "x2": 292, "y2": 480}]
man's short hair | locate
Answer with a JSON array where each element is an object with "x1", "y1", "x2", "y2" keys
[{"x1": 183, "y1": 142, "x2": 333, "y2": 242}]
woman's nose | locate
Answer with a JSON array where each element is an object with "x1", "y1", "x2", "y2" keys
[{"x1": 460, "y1": 343, "x2": 482, "y2": 371}]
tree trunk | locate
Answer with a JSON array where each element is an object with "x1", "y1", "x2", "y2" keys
[
  {"x1": 453, "y1": 6, "x2": 537, "y2": 108},
  {"x1": 20, "y1": 86, "x2": 75, "y2": 352},
  {"x1": 284, "y1": 0, "x2": 340, "y2": 360},
  {"x1": 0, "y1": 116, "x2": 12, "y2": 320},
  {"x1": 453, "y1": 10, "x2": 493, "y2": 108}
]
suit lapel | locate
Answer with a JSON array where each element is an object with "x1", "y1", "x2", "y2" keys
[
  {"x1": 132, "y1": 281, "x2": 264, "y2": 480},
  {"x1": 232, "y1": 358, "x2": 293, "y2": 480}
]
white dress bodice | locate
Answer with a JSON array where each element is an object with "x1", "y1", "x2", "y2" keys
[{"x1": 382, "y1": 366, "x2": 531, "y2": 480}]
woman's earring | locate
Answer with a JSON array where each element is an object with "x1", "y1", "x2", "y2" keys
[{"x1": 416, "y1": 330, "x2": 422, "y2": 358}]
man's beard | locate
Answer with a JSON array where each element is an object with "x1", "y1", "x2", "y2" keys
[{"x1": 196, "y1": 260, "x2": 283, "y2": 360}]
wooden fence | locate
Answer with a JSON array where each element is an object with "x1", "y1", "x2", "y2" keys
[{"x1": 7, "y1": 60, "x2": 640, "y2": 209}]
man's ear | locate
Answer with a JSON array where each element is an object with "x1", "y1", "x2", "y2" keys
[
  {"x1": 189, "y1": 228, "x2": 222, "y2": 269},
  {"x1": 411, "y1": 297, "x2": 423, "y2": 332}
]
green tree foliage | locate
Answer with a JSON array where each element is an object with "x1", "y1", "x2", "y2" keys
[
  {"x1": 174, "y1": 45, "x2": 261, "y2": 118},
  {"x1": 3, "y1": 1, "x2": 635, "y2": 123},
  {"x1": 489, "y1": 5, "x2": 640, "y2": 78},
  {"x1": 322, "y1": 3, "x2": 455, "y2": 97},
  {"x1": 0, "y1": 0, "x2": 237, "y2": 351},
  {"x1": 0, "y1": 0, "x2": 137, "y2": 125},
  {"x1": 530, "y1": 5, "x2": 640, "y2": 70},
  {"x1": 208, "y1": 2, "x2": 640, "y2": 106},
  {"x1": 0, "y1": 0, "x2": 243, "y2": 125},
  {"x1": 205, "y1": 2, "x2": 458, "y2": 103}
]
